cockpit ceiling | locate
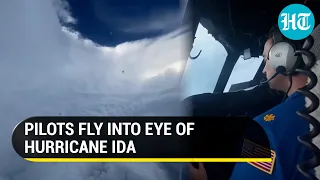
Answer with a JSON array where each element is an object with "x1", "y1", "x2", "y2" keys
[{"x1": 184, "y1": 0, "x2": 320, "y2": 55}]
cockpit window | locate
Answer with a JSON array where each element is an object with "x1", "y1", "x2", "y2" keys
[
  {"x1": 224, "y1": 56, "x2": 263, "y2": 92},
  {"x1": 181, "y1": 23, "x2": 228, "y2": 99},
  {"x1": 181, "y1": 22, "x2": 265, "y2": 98}
]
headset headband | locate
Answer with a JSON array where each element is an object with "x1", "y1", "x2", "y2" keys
[{"x1": 269, "y1": 25, "x2": 284, "y2": 44}]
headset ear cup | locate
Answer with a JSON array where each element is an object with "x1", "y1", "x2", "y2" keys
[
  {"x1": 288, "y1": 55, "x2": 305, "y2": 75},
  {"x1": 268, "y1": 41, "x2": 298, "y2": 72}
]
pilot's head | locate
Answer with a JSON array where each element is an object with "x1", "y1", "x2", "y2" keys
[
  {"x1": 262, "y1": 38, "x2": 287, "y2": 91},
  {"x1": 262, "y1": 35, "x2": 307, "y2": 94}
]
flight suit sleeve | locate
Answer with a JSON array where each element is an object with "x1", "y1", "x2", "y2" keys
[
  {"x1": 229, "y1": 112, "x2": 280, "y2": 180},
  {"x1": 229, "y1": 135, "x2": 279, "y2": 180}
]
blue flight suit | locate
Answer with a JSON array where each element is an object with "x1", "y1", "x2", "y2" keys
[{"x1": 230, "y1": 92, "x2": 313, "y2": 180}]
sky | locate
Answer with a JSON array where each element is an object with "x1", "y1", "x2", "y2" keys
[
  {"x1": 61, "y1": 0, "x2": 184, "y2": 46},
  {"x1": 0, "y1": 0, "x2": 265, "y2": 180}
]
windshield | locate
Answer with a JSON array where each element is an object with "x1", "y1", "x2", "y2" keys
[
  {"x1": 181, "y1": 23, "x2": 227, "y2": 99},
  {"x1": 224, "y1": 56, "x2": 263, "y2": 92},
  {"x1": 181, "y1": 22, "x2": 264, "y2": 99}
]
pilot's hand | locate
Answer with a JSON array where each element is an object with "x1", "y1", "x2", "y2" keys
[{"x1": 189, "y1": 163, "x2": 207, "y2": 180}]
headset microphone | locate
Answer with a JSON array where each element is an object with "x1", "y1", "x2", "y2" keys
[{"x1": 259, "y1": 66, "x2": 286, "y2": 85}]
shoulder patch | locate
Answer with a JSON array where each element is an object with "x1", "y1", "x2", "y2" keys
[
  {"x1": 241, "y1": 139, "x2": 276, "y2": 175},
  {"x1": 264, "y1": 114, "x2": 275, "y2": 122}
]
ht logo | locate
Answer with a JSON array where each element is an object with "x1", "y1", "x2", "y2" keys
[
  {"x1": 281, "y1": 13, "x2": 311, "y2": 31},
  {"x1": 278, "y1": 4, "x2": 315, "y2": 40}
]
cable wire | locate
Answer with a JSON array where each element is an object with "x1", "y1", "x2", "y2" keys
[{"x1": 294, "y1": 35, "x2": 320, "y2": 179}]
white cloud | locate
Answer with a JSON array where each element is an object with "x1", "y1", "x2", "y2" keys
[
  {"x1": 52, "y1": 0, "x2": 77, "y2": 24},
  {"x1": 119, "y1": 10, "x2": 184, "y2": 34},
  {"x1": 0, "y1": 0, "x2": 189, "y2": 180}
]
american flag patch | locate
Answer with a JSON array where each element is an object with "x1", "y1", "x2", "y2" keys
[{"x1": 241, "y1": 139, "x2": 276, "y2": 174}]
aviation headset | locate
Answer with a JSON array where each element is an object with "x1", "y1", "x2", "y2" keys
[
  {"x1": 260, "y1": 25, "x2": 307, "y2": 99},
  {"x1": 267, "y1": 25, "x2": 305, "y2": 76}
]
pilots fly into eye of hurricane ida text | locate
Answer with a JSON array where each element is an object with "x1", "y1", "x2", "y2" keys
[
  {"x1": 24, "y1": 122, "x2": 195, "y2": 136},
  {"x1": 22, "y1": 121, "x2": 194, "y2": 154}
]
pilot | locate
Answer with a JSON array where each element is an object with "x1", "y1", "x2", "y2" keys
[{"x1": 189, "y1": 27, "x2": 313, "y2": 180}]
